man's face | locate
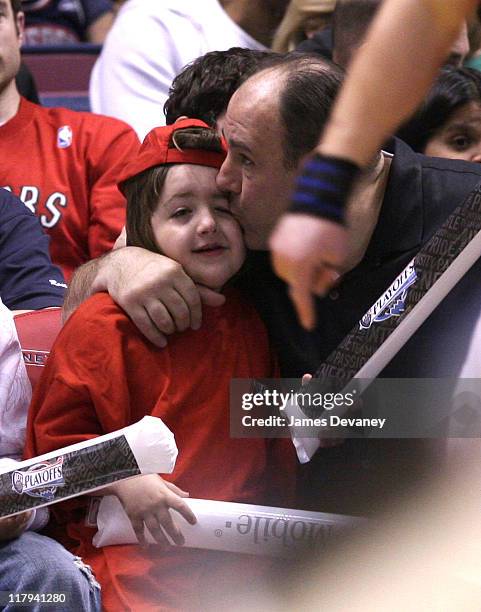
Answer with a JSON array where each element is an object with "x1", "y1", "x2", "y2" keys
[
  {"x1": 0, "y1": 0, "x2": 23, "y2": 92},
  {"x1": 216, "y1": 74, "x2": 297, "y2": 250}
]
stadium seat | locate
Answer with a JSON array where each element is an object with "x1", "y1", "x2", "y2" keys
[
  {"x1": 14, "y1": 308, "x2": 62, "y2": 389},
  {"x1": 21, "y1": 44, "x2": 101, "y2": 111}
]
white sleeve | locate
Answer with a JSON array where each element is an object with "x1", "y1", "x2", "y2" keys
[
  {"x1": 89, "y1": 1, "x2": 203, "y2": 140},
  {"x1": 0, "y1": 300, "x2": 31, "y2": 462}
]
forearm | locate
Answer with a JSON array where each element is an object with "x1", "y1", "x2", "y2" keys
[
  {"x1": 62, "y1": 253, "x2": 110, "y2": 322},
  {"x1": 320, "y1": 0, "x2": 477, "y2": 166}
]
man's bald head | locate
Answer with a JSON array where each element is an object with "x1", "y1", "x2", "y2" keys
[
  {"x1": 217, "y1": 53, "x2": 344, "y2": 248},
  {"x1": 259, "y1": 54, "x2": 343, "y2": 168}
]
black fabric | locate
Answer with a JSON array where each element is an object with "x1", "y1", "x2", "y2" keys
[
  {"x1": 242, "y1": 139, "x2": 481, "y2": 515},
  {"x1": 0, "y1": 188, "x2": 65, "y2": 309},
  {"x1": 296, "y1": 27, "x2": 333, "y2": 60},
  {"x1": 15, "y1": 63, "x2": 40, "y2": 105},
  {"x1": 241, "y1": 138, "x2": 481, "y2": 379}
]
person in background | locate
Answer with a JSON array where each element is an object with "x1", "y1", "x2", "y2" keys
[
  {"x1": 21, "y1": 0, "x2": 114, "y2": 46},
  {"x1": 89, "y1": 0, "x2": 290, "y2": 139},
  {"x1": 398, "y1": 66, "x2": 481, "y2": 161},
  {"x1": 0, "y1": 188, "x2": 65, "y2": 312},
  {"x1": 271, "y1": 0, "x2": 336, "y2": 53},
  {"x1": 332, "y1": 0, "x2": 470, "y2": 70},
  {"x1": 15, "y1": 63, "x2": 39, "y2": 104},
  {"x1": 0, "y1": 0, "x2": 140, "y2": 281},
  {"x1": 269, "y1": 0, "x2": 477, "y2": 330}
]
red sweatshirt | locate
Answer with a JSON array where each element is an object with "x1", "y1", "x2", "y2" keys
[
  {"x1": 26, "y1": 290, "x2": 296, "y2": 611},
  {"x1": 0, "y1": 98, "x2": 139, "y2": 280}
]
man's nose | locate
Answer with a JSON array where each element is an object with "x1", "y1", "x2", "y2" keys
[{"x1": 216, "y1": 154, "x2": 242, "y2": 195}]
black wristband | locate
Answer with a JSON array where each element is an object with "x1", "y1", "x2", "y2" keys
[{"x1": 290, "y1": 153, "x2": 360, "y2": 224}]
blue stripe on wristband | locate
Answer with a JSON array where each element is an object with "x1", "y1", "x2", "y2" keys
[
  {"x1": 292, "y1": 193, "x2": 346, "y2": 217},
  {"x1": 297, "y1": 176, "x2": 340, "y2": 192},
  {"x1": 290, "y1": 153, "x2": 360, "y2": 224}
]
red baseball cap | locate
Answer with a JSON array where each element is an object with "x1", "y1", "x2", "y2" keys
[{"x1": 118, "y1": 118, "x2": 226, "y2": 192}]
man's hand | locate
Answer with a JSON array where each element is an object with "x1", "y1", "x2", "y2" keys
[
  {"x1": 270, "y1": 214, "x2": 345, "y2": 330},
  {"x1": 110, "y1": 474, "x2": 197, "y2": 548},
  {"x1": 0, "y1": 511, "x2": 33, "y2": 541},
  {"x1": 93, "y1": 247, "x2": 225, "y2": 346}
]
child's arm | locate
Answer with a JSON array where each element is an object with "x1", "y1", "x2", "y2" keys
[{"x1": 103, "y1": 474, "x2": 197, "y2": 547}]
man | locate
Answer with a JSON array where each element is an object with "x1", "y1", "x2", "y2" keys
[
  {"x1": 0, "y1": 187, "x2": 100, "y2": 610},
  {"x1": 66, "y1": 52, "x2": 481, "y2": 515},
  {"x1": 332, "y1": 0, "x2": 470, "y2": 69},
  {"x1": 68, "y1": 51, "x2": 481, "y2": 375},
  {"x1": 0, "y1": 0, "x2": 139, "y2": 281},
  {"x1": 269, "y1": 0, "x2": 478, "y2": 329},
  {"x1": 89, "y1": 0, "x2": 289, "y2": 139}
]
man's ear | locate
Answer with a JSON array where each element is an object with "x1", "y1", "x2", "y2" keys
[{"x1": 15, "y1": 11, "x2": 25, "y2": 43}]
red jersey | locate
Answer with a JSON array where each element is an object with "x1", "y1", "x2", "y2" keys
[
  {"x1": 26, "y1": 290, "x2": 296, "y2": 611},
  {"x1": 0, "y1": 98, "x2": 140, "y2": 280}
]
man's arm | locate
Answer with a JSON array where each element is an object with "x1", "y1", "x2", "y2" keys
[
  {"x1": 63, "y1": 247, "x2": 225, "y2": 346},
  {"x1": 270, "y1": 0, "x2": 478, "y2": 329}
]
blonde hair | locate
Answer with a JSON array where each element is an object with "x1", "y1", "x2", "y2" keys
[{"x1": 272, "y1": 0, "x2": 336, "y2": 52}]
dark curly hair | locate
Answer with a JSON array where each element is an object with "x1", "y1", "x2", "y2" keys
[{"x1": 164, "y1": 47, "x2": 273, "y2": 126}]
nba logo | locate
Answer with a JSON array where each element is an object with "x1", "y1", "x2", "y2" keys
[{"x1": 57, "y1": 125, "x2": 72, "y2": 148}]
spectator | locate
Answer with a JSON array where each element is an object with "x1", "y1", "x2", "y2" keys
[
  {"x1": 398, "y1": 66, "x2": 481, "y2": 161},
  {"x1": 272, "y1": 0, "x2": 336, "y2": 53},
  {"x1": 66, "y1": 52, "x2": 481, "y2": 516},
  {"x1": 22, "y1": 0, "x2": 114, "y2": 46},
  {"x1": 0, "y1": 0, "x2": 140, "y2": 281},
  {"x1": 0, "y1": 189, "x2": 100, "y2": 611},
  {"x1": 332, "y1": 0, "x2": 469, "y2": 70},
  {"x1": 0, "y1": 188, "x2": 65, "y2": 311},
  {"x1": 26, "y1": 120, "x2": 295, "y2": 610},
  {"x1": 268, "y1": 0, "x2": 476, "y2": 326},
  {"x1": 89, "y1": 0, "x2": 290, "y2": 139}
]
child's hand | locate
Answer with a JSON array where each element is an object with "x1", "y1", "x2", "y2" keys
[
  {"x1": 110, "y1": 474, "x2": 197, "y2": 548},
  {"x1": 0, "y1": 511, "x2": 33, "y2": 541}
]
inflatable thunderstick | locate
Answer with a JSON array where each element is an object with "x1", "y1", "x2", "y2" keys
[
  {"x1": 92, "y1": 496, "x2": 366, "y2": 557},
  {"x1": 287, "y1": 183, "x2": 481, "y2": 458},
  {"x1": 0, "y1": 416, "x2": 177, "y2": 519},
  {"x1": 317, "y1": 182, "x2": 481, "y2": 386}
]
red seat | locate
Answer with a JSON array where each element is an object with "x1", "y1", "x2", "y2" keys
[{"x1": 14, "y1": 308, "x2": 62, "y2": 389}]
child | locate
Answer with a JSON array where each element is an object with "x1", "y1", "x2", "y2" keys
[{"x1": 26, "y1": 119, "x2": 295, "y2": 611}]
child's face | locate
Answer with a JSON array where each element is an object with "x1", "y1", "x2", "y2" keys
[
  {"x1": 151, "y1": 164, "x2": 245, "y2": 290},
  {"x1": 424, "y1": 101, "x2": 481, "y2": 162}
]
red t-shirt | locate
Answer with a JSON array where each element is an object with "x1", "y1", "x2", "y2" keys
[
  {"x1": 26, "y1": 290, "x2": 296, "y2": 610},
  {"x1": 0, "y1": 98, "x2": 140, "y2": 280}
]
